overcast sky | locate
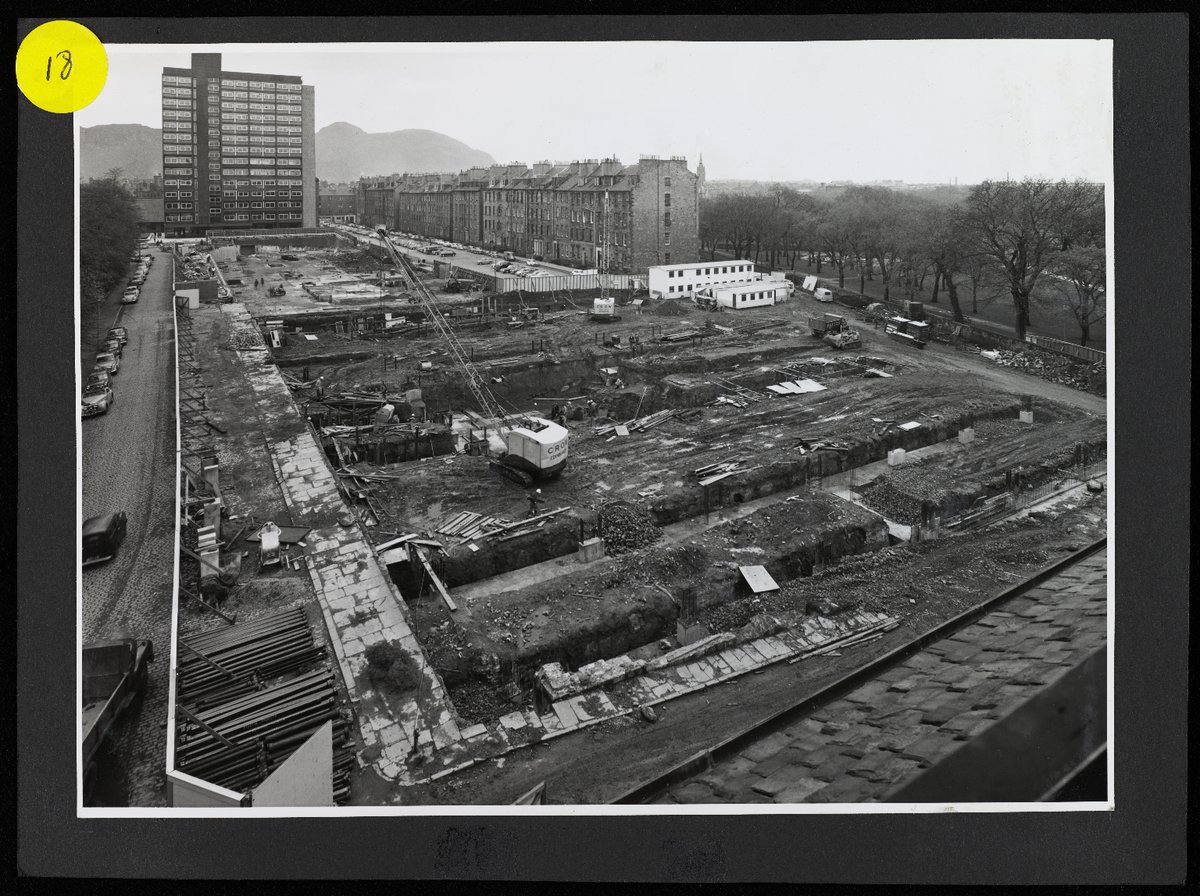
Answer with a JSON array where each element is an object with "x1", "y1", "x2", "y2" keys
[{"x1": 77, "y1": 40, "x2": 1113, "y2": 184}]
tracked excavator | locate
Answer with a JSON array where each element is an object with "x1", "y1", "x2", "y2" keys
[{"x1": 374, "y1": 227, "x2": 568, "y2": 485}]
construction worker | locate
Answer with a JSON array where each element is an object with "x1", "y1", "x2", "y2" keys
[
  {"x1": 586, "y1": 399, "x2": 597, "y2": 418},
  {"x1": 527, "y1": 488, "x2": 543, "y2": 518}
]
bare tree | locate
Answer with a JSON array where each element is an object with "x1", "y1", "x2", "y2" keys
[
  {"x1": 1049, "y1": 245, "x2": 1107, "y2": 347},
  {"x1": 816, "y1": 216, "x2": 854, "y2": 288},
  {"x1": 958, "y1": 178, "x2": 1103, "y2": 339}
]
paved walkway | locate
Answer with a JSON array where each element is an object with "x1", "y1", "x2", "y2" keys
[{"x1": 222, "y1": 304, "x2": 459, "y2": 782}]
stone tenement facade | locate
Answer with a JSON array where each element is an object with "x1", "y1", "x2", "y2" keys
[{"x1": 354, "y1": 157, "x2": 699, "y2": 274}]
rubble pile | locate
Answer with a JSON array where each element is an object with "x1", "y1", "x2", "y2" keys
[
  {"x1": 449, "y1": 678, "x2": 515, "y2": 725},
  {"x1": 598, "y1": 501, "x2": 664, "y2": 556},
  {"x1": 648, "y1": 298, "x2": 691, "y2": 317},
  {"x1": 620, "y1": 543, "x2": 710, "y2": 584},
  {"x1": 228, "y1": 325, "x2": 266, "y2": 350},
  {"x1": 881, "y1": 461, "x2": 956, "y2": 503},
  {"x1": 536, "y1": 655, "x2": 648, "y2": 702},
  {"x1": 330, "y1": 248, "x2": 385, "y2": 274},
  {"x1": 699, "y1": 598, "x2": 761, "y2": 633},
  {"x1": 984, "y1": 347, "x2": 1105, "y2": 394},
  {"x1": 856, "y1": 478, "x2": 925, "y2": 525}
]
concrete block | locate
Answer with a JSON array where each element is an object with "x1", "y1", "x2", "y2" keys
[
  {"x1": 1019, "y1": 410, "x2": 1034, "y2": 424},
  {"x1": 459, "y1": 723, "x2": 488, "y2": 740},
  {"x1": 552, "y1": 700, "x2": 579, "y2": 729},
  {"x1": 576, "y1": 537, "x2": 605, "y2": 563},
  {"x1": 499, "y1": 711, "x2": 527, "y2": 730},
  {"x1": 888, "y1": 448, "x2": 906, "y2": 466},
  {"x1": 958, "y1": 427, "x2": 975, "y2": 444}
]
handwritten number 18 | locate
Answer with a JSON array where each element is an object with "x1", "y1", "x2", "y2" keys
[{"x1": 46, "y1": 50, "x2": 73, "y2": 81}]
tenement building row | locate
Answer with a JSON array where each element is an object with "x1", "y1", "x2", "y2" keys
[{"x1": 355, "y1": 156, "x2": 699, "y2": 273}]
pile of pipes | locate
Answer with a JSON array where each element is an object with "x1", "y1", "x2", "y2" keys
[
  {"x1": 177, "y1": 608, "x2": 326, "y2": 708},
  {"x1": 658, "y1": 328, "x2": 705, "y2": 343},
  {"x1": 175, "y1": 668, "x2": 357, "y2": 802},
  {"x1": 598, "y1": 500, "x2": 663, "y2": 556},
  {"x1": 592, "y1": 408, "x2": 699, "y2": 437},
  {"x1": 691, "y1": 456, "x2": 757, "y2": 486},
  {"x1": 708, "y1": 376, "x2": 766, "y2": 409},
  {"x1": 436, "y1": 510, "x2": 509, "y2": 542}
]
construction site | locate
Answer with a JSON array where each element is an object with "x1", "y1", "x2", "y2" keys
[{"x1": 169, "y1": 228, "x2": 1108, "y2": 806}]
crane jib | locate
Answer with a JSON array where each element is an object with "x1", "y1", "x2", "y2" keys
[
  {"x1": 374, "y1": 227, "x2": 569, "y2": 481},
  {"x1": 375, "y1": 228, "x2": 508, "y2": 426}
]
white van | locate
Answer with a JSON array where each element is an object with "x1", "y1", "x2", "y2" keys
[{"x1": 813, "y1": 287, "x2": 835, "y2": 303}]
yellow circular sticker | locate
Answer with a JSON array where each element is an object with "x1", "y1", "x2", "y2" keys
[{"x1": 16, "y1": 20, "x2": 108, "y2": 113}]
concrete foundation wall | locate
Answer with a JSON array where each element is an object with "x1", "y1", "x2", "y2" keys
[
  {"x1": 441, "y1": 515, "x2": 582, "y2": 588},
  {"x1": 647, "y1": 401, "x2": 1024, "y2": 526}
]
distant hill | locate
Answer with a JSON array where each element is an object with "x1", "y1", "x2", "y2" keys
[
  {"x1": 80, "y1": 124, "x2": 163, "y2": 182},
  {"x1": 316, "y1": 122, "x2": 495, "y2": 180},
  {"x1": 80, "y1": 121, "x2": 497, "y2": 183}
]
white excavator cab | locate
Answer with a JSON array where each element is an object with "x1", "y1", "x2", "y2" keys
[{"x1": 504, "y1": 416, "x2": 569, "y2": 479}]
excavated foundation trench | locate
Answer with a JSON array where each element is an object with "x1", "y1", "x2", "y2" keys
[
  {"x1": 645, "y1": 399, "x2": 1025, "y2": 526},
  {"x1": 857, "y1": 437, "x2": 1109, "y2": 525},
  {"x1": 426, "y1": 495, "x2": 889, "y2": 719}
]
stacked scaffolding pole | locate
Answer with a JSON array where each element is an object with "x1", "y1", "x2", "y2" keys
[
  {"x1": 177, "y1": 607, "x2": 325, "y2": 707},
  {"x1": 175, "y1": 668, "x2": 356, "y2": 802}
]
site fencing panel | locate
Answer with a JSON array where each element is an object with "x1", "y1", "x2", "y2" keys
[
  {"x1": 494, "y1": 273, "x2": 636, "y2": 294},
  {"x1": 1025, "y1": 334, "x2": 1106, "y2": 364}
]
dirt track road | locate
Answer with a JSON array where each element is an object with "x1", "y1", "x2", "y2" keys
[{"x1": 81, "y1": 248, "x2": 177, "y2": 807}]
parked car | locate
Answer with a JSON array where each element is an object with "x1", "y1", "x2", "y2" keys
[
  {"x1": 81, "y1": 384, "x2": 114, "y2": 417},
  {"x1": 492, "y1": 261, "x2": 509, "y2": 270},
  {"x1": 82, "y1": 512, "x2": 128, "y2": 566},
  {"x1": 94, "y1": 352, "x2": 120, "y2": 375},
  {"x1": 107, "y1": 326, "x2": 128, "y2": 346},
  {"x1": 436, "y1": 249, "x2": 456, "y2": 257},
  {"x1": 101, "y1": 338, "x2": 123, "y2": 358},
  {"x1": 130, "y1": 275, "x2": 145, "y2": 287},
  {"x1": 87, "y1": 370, "x2": 113, "y2": 391},
  {"x1": 813, "y1": 287, "x2": 835, "y2": 302},
  {"x1": 477, "y1": 258, "x2": 492, "y2": 265},
  {"x1": 122, "y1": 288, "x2": 139, "y2": 304}
]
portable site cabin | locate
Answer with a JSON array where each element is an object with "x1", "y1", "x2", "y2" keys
[
  {"x1": 696, "y1": 279, "x2": 791, "y2": 310},
  {"x1": 648, "y1": 259, "x2": 760, "y2": 299}
]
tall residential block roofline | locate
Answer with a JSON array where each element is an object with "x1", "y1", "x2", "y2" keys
[{"x1": 161, "y1": 52, "x2": 317, "y2": 236}]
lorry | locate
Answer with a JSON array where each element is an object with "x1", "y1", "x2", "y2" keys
[
  {"x1": 808, "y1": 312, "x2": 862, "y2": 349},
  {"x1": 82, "y1": 637, "x2": 154, "y2": 799}
]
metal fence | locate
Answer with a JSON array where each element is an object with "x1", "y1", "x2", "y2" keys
[
  {"x1": 1025, "y1": 333, "x2": 1106, "y2": 364},
  {"x1": 493, "y1": 273, "x2": 636, "y2": 294}
]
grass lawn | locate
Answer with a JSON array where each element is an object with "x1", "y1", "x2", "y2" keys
[{"x1": 707, "y1": 249, "x2": 1109, "y2": 353}]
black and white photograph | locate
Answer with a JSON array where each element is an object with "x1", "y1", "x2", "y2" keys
[{"x1": 17, "y1": 14, "x2": 1189, "y2": 884}]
